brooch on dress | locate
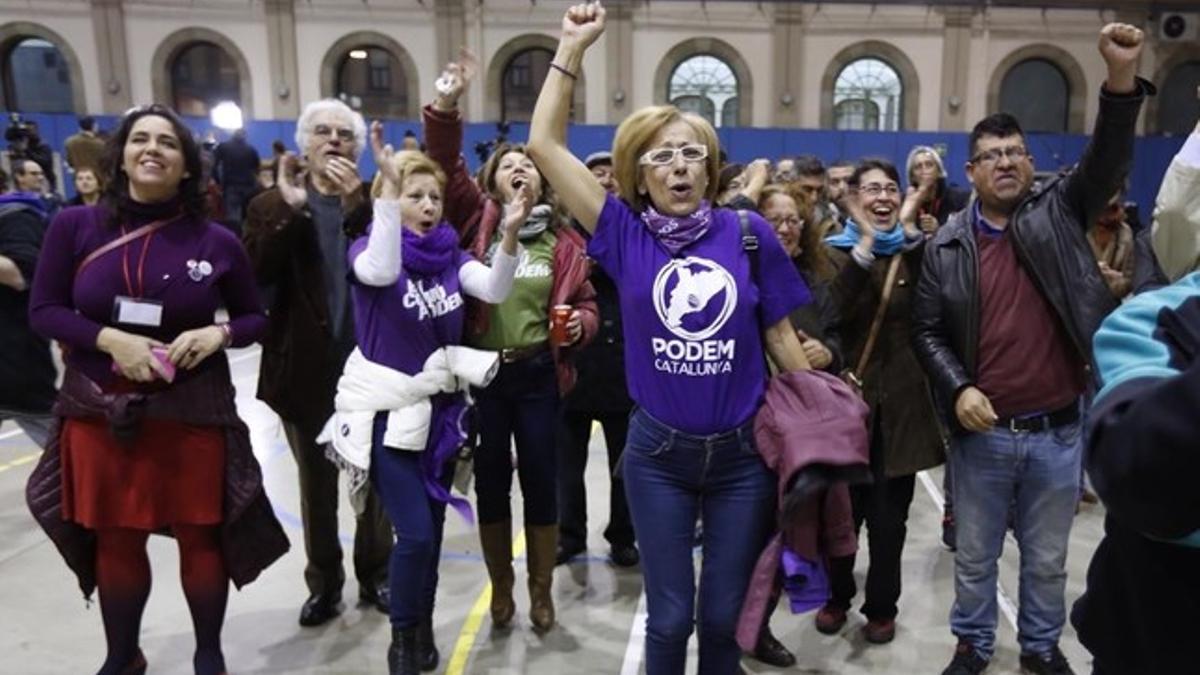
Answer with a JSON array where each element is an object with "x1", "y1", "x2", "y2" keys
[{"x1": 186, "y1": 259, "x2": 213, "y2": 282}]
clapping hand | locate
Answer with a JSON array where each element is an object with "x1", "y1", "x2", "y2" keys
[
  {"x1": 371, "y1": 120, "x2": 400, "y2": 200},
  {"x1": 276, "y1": 152, "x2": 308, "y2": 211},
  {"x1": 502, "y1": 183, "x2": 535, "y2": 237}
]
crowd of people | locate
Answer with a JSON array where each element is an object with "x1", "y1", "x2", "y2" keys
[{"x1": 2, "y1": 4, "x2": 1198, "y2": 675}]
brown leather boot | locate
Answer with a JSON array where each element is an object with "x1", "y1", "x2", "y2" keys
[
  {"x1": 526, "y1": 525, "x2": 558, "y2": 633},
  {"x1": 478, "y1": 520, "x2": 515, "y2": 627}
]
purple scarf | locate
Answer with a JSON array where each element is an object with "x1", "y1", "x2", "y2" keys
[
  {"x1": 641, "y1": 201, "x2": 713, "y2": 256},
  {"x1": 421, "y1": 395, "x2": 474, "y2": 523},
  {"x1": 401, "y1": 222, "x2": 458, "y2": 277}
]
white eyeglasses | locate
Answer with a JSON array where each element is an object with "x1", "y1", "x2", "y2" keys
[{"x1": 639, "y1": 144, "x2": 708, "y2": 166}]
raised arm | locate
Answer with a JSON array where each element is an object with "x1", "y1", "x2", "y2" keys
[
  {"x1": 1061, "y1": 23, "x2": 1148, "y2": 231},
  {"x1": 527, "y1": 3, "x2": 608, "y2": 233},
  {"x1": 423, "y1": 50, "x2": 489, "y2": 234}
]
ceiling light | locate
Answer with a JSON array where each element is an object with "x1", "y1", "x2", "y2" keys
[{"x1": 349, "y1": 49, "x2": 368, "y2": 60}]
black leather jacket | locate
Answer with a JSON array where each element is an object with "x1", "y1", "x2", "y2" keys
[{"x1": 911, "y1": 82, "x2": 1151, "y2": 426}]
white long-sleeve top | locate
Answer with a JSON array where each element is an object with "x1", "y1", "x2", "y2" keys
[
  {"x1": 353, "y1": 198, "x2": 518, "y2": 302},
  {"x1": 1151, "y1": 130, "x2": 1200, "y2": 281}
]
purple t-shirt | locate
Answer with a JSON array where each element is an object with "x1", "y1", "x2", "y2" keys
[
  {"x1": 29, "y1": 204, "x2": 266, "y2": 390},
  {"x1": 348, "y1": 237, "x2": 473, "y2": 375},
  {"x1": 588, "y1": 194, "x2": 810, "y2": 434}
]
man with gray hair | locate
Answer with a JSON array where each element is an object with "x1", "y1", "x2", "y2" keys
[{"x1": 243, "y1": 98, "x2": 392, "y2": 627}]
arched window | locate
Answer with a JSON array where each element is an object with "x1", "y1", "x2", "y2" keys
[
  {"x1": 336, "y1": 46, "x2": 407, "y2": 119},
  {"x1": 668, "y1": 55, "x2": 739, "y2": 128},
  {"x1": 833, "y1": 58, "x2": 901, "y2": 131},
  {"x1": 1159, "y1": 61, "x2": 1200, "y2": 136},
  {"x1": 1, "y1": 37, "x2": 72, "y2": 113},
  {"x1": 999, "y1": 58, "x2": 1069, "y2": 133},
  {"x1": 170, "y1": 41, "x2": 240, "y2": 117},
  {"x1": 501, "y1": 48, "x2": 554, "y2": 123}
]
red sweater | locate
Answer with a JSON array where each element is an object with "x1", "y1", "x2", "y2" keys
[{"x1": 975, "y1": 221, "x2": 1084, "y2": 418}]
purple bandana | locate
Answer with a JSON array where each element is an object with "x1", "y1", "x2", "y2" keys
[
  {"x1": 641, "y1": 201, "x2": 713, "y2": 256},
  {"x1": 401, "y1": 222, "x2": 459, "y2": 278}
]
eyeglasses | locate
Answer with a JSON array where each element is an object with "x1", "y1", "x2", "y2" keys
[
  {"x1": 971, "y1": 145, "x2": 1028, "y2": 165},
  {"x1": 312, "y1": 124, "x2": 356, "y2": 143},
  {"x1": 770, "y1": 216, "x2": 804, "y2": 228},
  {"x1": 855, "y1": 183, "x2": 900, "y2": 197},
  {"x1": 639, "y1": 144, "x2": 708, "y2": 166}
]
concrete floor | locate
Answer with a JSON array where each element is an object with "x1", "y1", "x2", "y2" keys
[{"x1": 0, "y1": 345, "x2": 1106, "y2": 674}]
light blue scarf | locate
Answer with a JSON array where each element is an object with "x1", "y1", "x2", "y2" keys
[{"x1": 824, "y1": 218, "x2": 906, "y2": 256}]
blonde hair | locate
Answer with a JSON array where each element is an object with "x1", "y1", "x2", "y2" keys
[
  {"x1": 370, "y1": 150, "x2": 447, "y2": 199},
  {"x1": 612, "y1": 105, "x2": 721, "y2": 212}
]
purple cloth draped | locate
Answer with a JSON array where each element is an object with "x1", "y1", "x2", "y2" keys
[
  {"x1": 421, "y1": 394, "x2": 474, "y2": 523},
  {"x1": 780, "y1": 546, "x2": 831, "y2": 614}
]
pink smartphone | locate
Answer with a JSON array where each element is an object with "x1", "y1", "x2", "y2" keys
[
  {"x1": 151, "y1": 346, "x2": 177, "y2": 383},
  {"x1": 113, "y1": 347, "x2": 176, "y2": 382}
]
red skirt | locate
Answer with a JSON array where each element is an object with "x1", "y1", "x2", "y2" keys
[{"x1": 60, "y1": 417, "x2": 226, "y2": 529}]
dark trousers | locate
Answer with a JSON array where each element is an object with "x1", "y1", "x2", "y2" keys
[
  {"x1": 828, "y1": 417, "x2": 917, "y2": 621},
  {"x1": 557, "y1": 408, "x2": 635, "y2": 549},
  {"x1": 282, "y1": 421, "x2": 392, "y2": 597},
  {"x1": 222, "y1": 184, "x2": 255, "y2": 233},
  {"x1": 370, "y1": 414, "x2": 452, "y2": 629},
  {"x1": 472, "y1": 351, "x2": 559, "y2": 526}
]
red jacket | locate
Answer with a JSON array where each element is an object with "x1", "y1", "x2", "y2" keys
[
  {"x1": 423, "y1": 104, "x2": 597, "y2": 395},
  {"x1": 736, "y1": 370, "x2": 871, "y2": 651}
]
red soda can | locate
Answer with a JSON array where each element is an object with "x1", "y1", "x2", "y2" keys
[{"x1": 550, "y1": 305, "x2": 573, "y2": 346}]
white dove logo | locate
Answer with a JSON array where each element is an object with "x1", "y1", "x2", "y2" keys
[{"x1": 652, "y1": 257, "x2": 737, "y2": 341}]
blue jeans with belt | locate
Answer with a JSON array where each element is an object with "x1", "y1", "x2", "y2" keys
[
  {"x1": 949, "y1": 418, "x2": 1082, "y2": 658},
  {"x1": 623, "y1": 408, "x2": 776, "y2": 675}
]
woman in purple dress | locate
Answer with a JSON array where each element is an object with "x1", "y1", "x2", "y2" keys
[{"x1": 26, "y1": 104, "x2": 286, "y2": 675}]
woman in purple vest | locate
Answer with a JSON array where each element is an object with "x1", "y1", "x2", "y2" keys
[
  {"x1": 27, "y1": 104, "x2": 286, "y2": 675},
  {"x1": 335, "y1": 127, "x2": 526, "y2": 673},
  {"x1": 527, "y1": 6, "x2": 816, "y2": 673}
]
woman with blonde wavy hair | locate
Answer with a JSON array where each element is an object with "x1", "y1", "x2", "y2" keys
[{"x1": 527, "y1": 5, "x2": 816, "y2": 673}]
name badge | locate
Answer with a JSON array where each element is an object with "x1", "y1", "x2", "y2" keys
[{"x1": 113, "y1": 295, "x2": 164, "y2": 327}]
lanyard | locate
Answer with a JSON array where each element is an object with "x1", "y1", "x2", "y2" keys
[{"x1": 120, "y1": 223, "x2": 158, "y2": 298}]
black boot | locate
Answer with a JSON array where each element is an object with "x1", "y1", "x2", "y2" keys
[
  {"x1": 387, "y1": 627, "x2": 419, "y2": 675},
  {"x1": 417, "y1": 616, "x2": 439, "y2": 672}
]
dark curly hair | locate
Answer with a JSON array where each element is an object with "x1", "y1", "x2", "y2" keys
[{"x1": 100, "y1": 103, "x2": 206, "y2": 227}]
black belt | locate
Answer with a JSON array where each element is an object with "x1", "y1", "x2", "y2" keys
[
  {"x1": 498, "y1": 341, "x2": 549, "y2": 364},
  {"x1": 996, "y1": 403, "x2": 1080, "y2": 433}
]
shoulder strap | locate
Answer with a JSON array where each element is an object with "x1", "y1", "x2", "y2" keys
[
  {"x1": 738, "y1": 210, "x2": 762, "y2": 329},
  {"x1": 851, "y1": 254, "x2": 903, "y2": 379},
  {"x1": 74, "y1": 218, "x2": 175, "y2": 278}
]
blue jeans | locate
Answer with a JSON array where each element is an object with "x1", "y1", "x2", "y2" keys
[
  {"x1": 949, "y1": 420, "x2": 1082, "y2": 658},
  {"x1": 623, "y1": 409, "x2": 775, "y2": 675},
  {"x1": 472, "y1": 351, "x2": 559, "y2": 526},
  {"x1": 371, "y1": 414, "x2": 451, "y2": 628}
]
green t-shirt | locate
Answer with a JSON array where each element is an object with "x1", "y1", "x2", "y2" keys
[{"x1": 474, "y1": 230, "x2": 556, "y2": 350}]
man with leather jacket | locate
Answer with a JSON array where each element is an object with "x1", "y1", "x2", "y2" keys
[{"x1": 911, "y1": 23, "x2": 1151, "y2": 675}]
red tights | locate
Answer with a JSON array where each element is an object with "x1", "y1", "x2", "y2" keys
[{"x1": 94, "y1": 525, "x2": 228, "y2": 675}]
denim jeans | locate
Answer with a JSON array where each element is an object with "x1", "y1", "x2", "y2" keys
[
  {"x1": 949, "y1": 419, "x2": 1082, "y2": 658},
  {"x1": 370, "y1": 413, "x2": 453, "y2": 628},
  {"x1": 622, "y1": 408, "x2": 776, "y2": 675},
  {"x1": 472, "y1": 351, "x2": 559, "y2": 526}
]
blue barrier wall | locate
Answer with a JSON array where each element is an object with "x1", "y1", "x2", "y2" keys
[{"x1": 5, "y1": 111, "x2": 1186, "y2": 225}]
